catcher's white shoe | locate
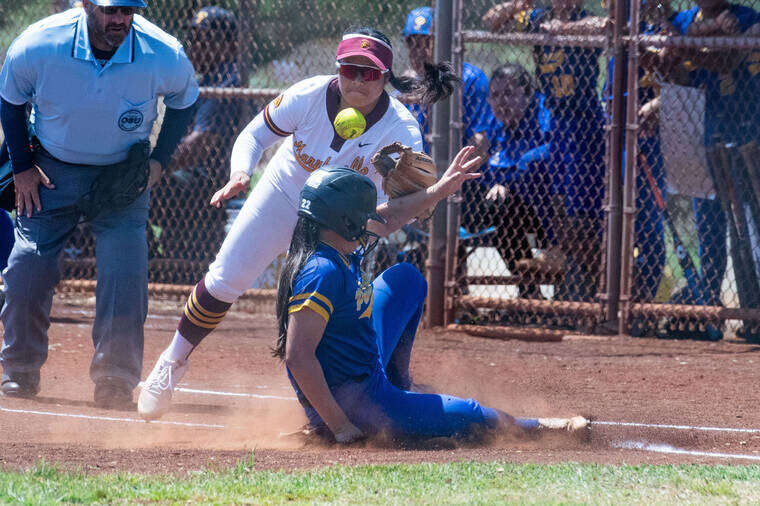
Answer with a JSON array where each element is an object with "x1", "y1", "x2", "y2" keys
[
  {"x1": 138, "y1": 352, "x2": 188, "y2": 420},
  {"x1": 537, "y1": 416, "x2": 589, "y2": 432}
]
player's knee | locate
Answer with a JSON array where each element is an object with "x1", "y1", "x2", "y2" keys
[{"x1": 394, "y1": 262, "x2": 427, "y2": 299}]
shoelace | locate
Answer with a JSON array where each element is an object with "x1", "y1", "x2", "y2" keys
[{"x1": 145, "y1": 359, "x2": 177, "y2": 396}]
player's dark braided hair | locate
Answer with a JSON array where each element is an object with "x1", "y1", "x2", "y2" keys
[
  {"x1": 347, "y1": 26, "x2": 461, "y2": 105},
  {"x1": 273, "y1": 216, "x2": 322, "y2": 359}
]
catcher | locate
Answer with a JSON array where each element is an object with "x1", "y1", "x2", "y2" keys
[{"x1": 277, "y1": 165, "x2": 588, "y2": 444}]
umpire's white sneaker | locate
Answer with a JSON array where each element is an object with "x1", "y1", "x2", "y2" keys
[
  {"x1": 537, "y1": 416, "x2": 589, "y2": 432},
  {"x1": 138, "y1": 352, "x2": 188, "y2": 420}
]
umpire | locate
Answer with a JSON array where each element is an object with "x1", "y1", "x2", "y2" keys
[{"x1": 0, "y1": 0, "x2": 198, "y2": 406}]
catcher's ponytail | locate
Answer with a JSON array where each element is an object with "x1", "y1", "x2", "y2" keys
[
  {"x1": 346, "y1": 26, "x2": 461, "y2": 105},
  {"x1": 273, "y1": 217, "x2": 322, "y2": 360},
  {"x1": 389, "y1": 61, "x2": 460, "y2": 105}
]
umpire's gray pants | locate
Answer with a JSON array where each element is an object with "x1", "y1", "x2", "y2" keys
[{"x1": 1, "y1": 153, "x2": 149, "y2": 389}]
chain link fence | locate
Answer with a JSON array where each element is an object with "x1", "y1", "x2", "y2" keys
[{"x1": 2, "y1": 1, "x2": 760, "y2": 339}]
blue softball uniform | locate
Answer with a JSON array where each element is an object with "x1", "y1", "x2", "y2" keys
[
  {"x1": 407, "y1": 62, "x2": 492, "y2": 152},
  {"x1": 477, "y1": 92, "x2": 555, "y2": 237},
  {"x1": 286, "y1": 245, "x2": 515, "y2": 439},
  {"x1": 519, "y1": 8, "x2": 605, "y2": 219},
  {"x1": 669, "y1": 4, "x2": 759, "y2": 305}
]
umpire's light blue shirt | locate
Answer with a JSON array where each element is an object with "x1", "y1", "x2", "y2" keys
[{"x1": 0, "y1": 8, "x2": 198, "y2": 165}]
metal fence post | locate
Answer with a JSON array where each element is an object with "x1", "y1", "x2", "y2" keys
[
  {"x1": 444, "y1": 0, "x2": 464, "y2": 326},
  {"x1": 602, "y1": 0, "x2": 628, "y2": 332},
  {"x1": 618, "y1": 0, "x2": 642, "y2": 335},
  {"x1": 426, "y1": 0, "x2": 453, "y2": 328}
]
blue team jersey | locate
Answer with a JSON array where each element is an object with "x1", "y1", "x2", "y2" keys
[
  {"x1": 286, "y1": 243, "x2": 378, "y2": 392},
  {"x1": 520, "y1": 8, "x2": 602, "y2": 116},
  {"x1": 672, "y1": 5, "x2": 760, "y2": 145},
  {"x1": 407, "y1": 62, "x2": 492, "y2": 152},
  {"x1": 193, "y1": 61, "x2": 242, "y2": 135},
  {"x1": 479, "y1": 92, "x2": 552, "y2": 186}
]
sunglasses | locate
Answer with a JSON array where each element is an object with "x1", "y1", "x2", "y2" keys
[
  {"x1": 96, "y1": 6, "x2": 137, "y2": 16},
  {"x1": 337, "y1": 63, "x2": 384, "y2": 82}
]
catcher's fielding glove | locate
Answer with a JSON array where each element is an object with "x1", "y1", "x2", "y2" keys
[{"x1": 370, "y1": 141, "x2": 438, "y2": 221}]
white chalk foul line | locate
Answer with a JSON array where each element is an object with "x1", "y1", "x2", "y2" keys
[
  {"x1": 592, "y1": 420, "x2": 760, "y2": 434},
  {"x1": 173, "y1": 386, "x2": 298, "y2": 401},
  {"x1": 614, "y1": 440, "x2": 760, "y2": 462},
  {"x1": 0, "y1": 404, "x2": 227, "y2": 429}
]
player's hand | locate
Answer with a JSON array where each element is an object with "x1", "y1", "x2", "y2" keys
[
  {"x1": 210, "y1": 171, "x2": 250, "y2": 208},
  {"x1": 333, "y1": 422, "x2": 365, "y2": 444},
  {"x1": 430, "y1": 145, "x2": 482, "y2": 200},
  {"x1": 540, "y1": 19, "x2": 565, "y2": 33},
  {"x1": 14, "y1": 165, "x2": 55, "y2": 218},
  {"x1": 486, "y1": 184, "x2": 508, "y2": 202},
  {"x1": 716, "y1": 10, "x2": 740, "y2": 35},
  {"x1": 482, "y1": 1, "x2": 530, "y2": 32},
  {"x1": 147, "y1": 159, "x2": 163, "y2": 188},
  {"x1": 468, "y1": 132, "x2": 491, "y2": 169}
]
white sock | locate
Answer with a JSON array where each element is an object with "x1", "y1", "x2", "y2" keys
[{"x1": 165, "y1": 332, "x2": 194, "y2": 362}]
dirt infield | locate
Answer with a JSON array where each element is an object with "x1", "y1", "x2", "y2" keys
[{"x1": 2, "y1": 295, "x2": 760, "y2": 474}]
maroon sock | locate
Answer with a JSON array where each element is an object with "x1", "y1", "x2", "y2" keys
[{"x1": 177, "y1": 278, "x2": 232, "y2": 346}]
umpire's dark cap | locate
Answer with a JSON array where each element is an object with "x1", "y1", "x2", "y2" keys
[{"x1": 189, "y1": 6, "x2": 237, "y2": 32}]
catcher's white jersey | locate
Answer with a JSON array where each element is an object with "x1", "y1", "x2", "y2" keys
[
  {"x1": 207, "y1": 76, "x2": 424, "y2": 302},
  {"x1": 230, "y1": 75, "x2": 423, "y2": 205}
]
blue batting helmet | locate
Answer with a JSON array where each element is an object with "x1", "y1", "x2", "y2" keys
[
  {"x1": 403, "y1": 7, "x2": 433, "y2": 36},
  {"x1": 299, "y1": 167, "x2": 385, "y2": 242}
]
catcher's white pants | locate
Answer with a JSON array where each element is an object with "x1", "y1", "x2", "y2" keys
[{"x1": 205, "y1": 173, "x2": 298, "y2": 303}]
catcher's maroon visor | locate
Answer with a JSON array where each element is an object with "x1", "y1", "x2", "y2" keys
[{"x1": 336, "y1": 34, "x2": 393, "y2": 72}]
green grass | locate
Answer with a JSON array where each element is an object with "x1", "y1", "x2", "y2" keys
[{"x1": 2, "y1": 459, "x2": 760, "y2": 504}]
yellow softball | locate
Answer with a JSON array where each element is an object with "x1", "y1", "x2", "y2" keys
[{"x1": 333, "y1": 107, "x2": 366, "y2": 140}]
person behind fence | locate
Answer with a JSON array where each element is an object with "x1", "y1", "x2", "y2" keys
[
  {"x1": 400, "y1": 6, "x2": 492, "y2": 157},
  {"x1": 482, "y1": 0, "x2": 606, "y2": 301},
  {"x1": 0, "y1": 0, "x2": 198, "y2": 404},
  {"x1": 278, "y1": 164, "x2": 588, "y2": 444},
  {"x1": 465, "y1": 63, "x2": 553, "y2": 299},
  {"x1": 659, "y1": 0, "x2": 760, "y2": 340},
  {"x1": 137, "y1": 26, "x2": 460, "y2": 420},
  {"x1": 148, "y1": 6, "x2": 243, "y2": 284}
]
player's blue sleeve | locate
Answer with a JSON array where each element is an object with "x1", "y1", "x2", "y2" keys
[
  {"x1": 288, "y1": 258, "x2": 344, "y2": 323},
  {"x1": 671, "y1": 8, "x2": 696, "y2": 34},
  {"x1": 462, "y1": 63, "x2": 491, "y2": 142},
  {"x1": 731, "y1": 5, "x2": 760, "y2": 31},
  {"x1": 514, "y1": 8, "x2": 547, "y2": 33},
  {"x1": 0, "y1": 38, "x2": 36, "y2": 106}
]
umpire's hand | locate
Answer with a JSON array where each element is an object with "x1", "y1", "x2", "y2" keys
[
  {"x1": 14, "y1": 165, "x2": 55, "y2": 218},
  {"x1": 210, "y1": 170, "x2": 250, "y2": 208}
]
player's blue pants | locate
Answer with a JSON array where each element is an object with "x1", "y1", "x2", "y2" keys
[
  {"x1": 302, "y1": 263, "x2": 531, "y2": 440},
  {"x1": 1, "y1": 154, "x2": 149, "y2": 388},
  {"x1": 686, "y1": 197, "x2": 726, "y2": 306},
  {"x1": 629, "y1": 137, "x2": 666, "y2": 302},
  {"x1": 0, "y1": 210, "x2": 14, "y2": 271}
]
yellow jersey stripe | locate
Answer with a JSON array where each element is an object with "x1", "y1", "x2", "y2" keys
[
  {"x1": 288, "y1": 291, "x2": 334, "y2": 312},
  {"x1": 288, "y1": 300, "x2": 330, "y2": 322}
]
